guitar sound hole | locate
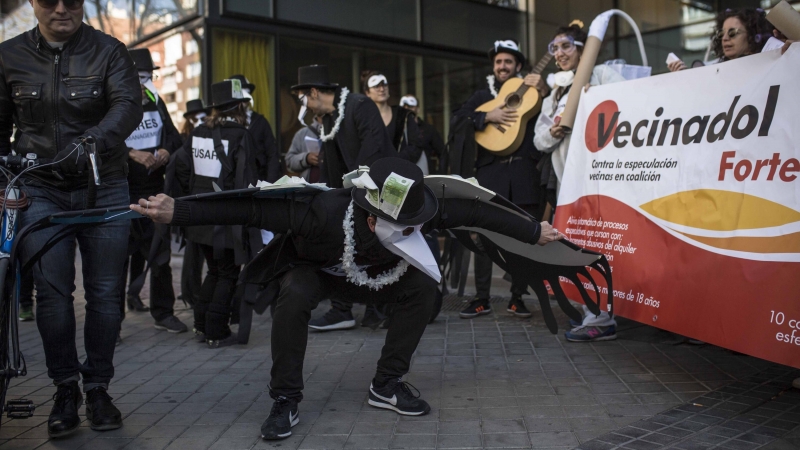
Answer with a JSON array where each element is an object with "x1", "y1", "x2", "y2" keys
[{"x1": 505, "y1": 93, "x2": 521, "y2": 109}]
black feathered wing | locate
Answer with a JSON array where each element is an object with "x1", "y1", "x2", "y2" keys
[{"x1": 425, "y1": 175, "x2": 614, "y2": 334}]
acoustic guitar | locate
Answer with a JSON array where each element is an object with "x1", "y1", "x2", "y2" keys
[{"x1": 475, "y1": 53, "x2": 553, "y2": 156}]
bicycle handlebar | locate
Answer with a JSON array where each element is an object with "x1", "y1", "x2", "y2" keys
[{"x1": 0, "y1": 154, "x2": 52, "y2": 171}]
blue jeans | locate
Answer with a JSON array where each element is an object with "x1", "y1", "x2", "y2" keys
[{"x1": 19, "y1": 179, "x2": 130, "y2": 391}]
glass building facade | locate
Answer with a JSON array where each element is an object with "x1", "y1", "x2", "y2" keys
[{"x1": 1, "y1": 0, "x2": 796, "y2": 156}]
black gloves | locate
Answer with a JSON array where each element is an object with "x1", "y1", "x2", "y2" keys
[{"x1": 54, "y1": 136, "x2": 103, "y2": 177}]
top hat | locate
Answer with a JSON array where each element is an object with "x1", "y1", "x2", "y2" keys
[
  {"x1": 183, "y1": 99, "x2": 208, "y2": 118},
  {"x1": 291, "y1": 65, "x2": 340, "y2": 91},
  {"x1": 488, "y1": 39, "x2": 526, "y2": 67},
  {"x1": 352, "y1": 158, "x2": 438, "y2": 226},
  {"x1": 129, "y1": 48, "x2": 160, "y2": 71},
  {"x1": 229, "y1": 74, "x2": 256, "y2": 93},
  {"x1": 209, "y1": 79, "x2": 249, "y2": 109}
]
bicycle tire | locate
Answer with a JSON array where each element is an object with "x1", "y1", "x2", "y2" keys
[{"x1": 0, "y1": 258, "x2": 11, "y2": 426}]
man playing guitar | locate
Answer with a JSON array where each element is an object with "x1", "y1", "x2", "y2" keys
[{"x1": 454, "y1": 39, "x2": 550, "y2": 319}]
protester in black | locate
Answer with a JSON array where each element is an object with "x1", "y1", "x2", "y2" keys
[
  {"x1": 310, "y1": 70, "x2": 424, "y2": 330},
  {"x1": 172, "y1": 79, "x2": 259, "y2": 348},
  {"x1": 177, "y1": 99, "x2": 209, "y2": 308},
  {"x1": 454, "y1": 39, "x2": 549, "y2": 319},
  {"x1": 132, "y1": 157, "x2": 562, "y2": 441},
  {"x1": 120, "y1": 48, "x2": 187, "y2": 333},
  {"x1": 292, "y1": 65, "x2": 395, "y2": 188},
  {"x1": 0, "y1": 2, "x2": 141, "y2": 436},
  {"x1": 229, "y1": 74, "x2": 281, "y2": 182},
  {"x1": 400, "y1": 94, "x2": 445, "y2": 174}
]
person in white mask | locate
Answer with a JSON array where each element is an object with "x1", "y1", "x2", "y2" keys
[
  {"x1": 181, "y1": 99, "x2": 208, "y2": 140},
  {"x1": 121, "y1": 48, "x2": 187, "y2": 334},
  {"x1": 131, "y1": 157, "x2": 563, "y2": 441},
  {"x1": 229, "y1": 74, "x2": 281, "y2": 182}
]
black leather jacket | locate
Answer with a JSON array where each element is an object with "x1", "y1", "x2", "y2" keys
[{"x1": 0, "y1": 24, "x2": 142, "y2": 190}]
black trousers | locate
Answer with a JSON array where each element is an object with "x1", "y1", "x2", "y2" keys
[
  {"x1": 180, "y1": 239, "x2": 204, "y2": 306},
  {"x1": 20, "y1": 270, "x2": 34, "y2": 308},
  {"x1": 195, "y1": 244, "x2": 240, "y2": 340},
  {"x1": 269, "y1": 266, "x2": 436, "y2": 402},
  {"x1": 474, "y1": 204, "x2": 536, "y2": 299},
  {"x1": 120, "y1": 217, "x2": 176, "y2": 321}
]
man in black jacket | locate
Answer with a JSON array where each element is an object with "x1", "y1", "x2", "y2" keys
[
  {"x1": 454, "y1": 39, "x2": 549, "y2": 320},
  {"x1": 0, "y1": 0, "x2": 142, "y2": 438},
  {"x1": 292, "y1": 65, "x2": 395, "y2": 188},
  {"x1": 132, "y1": 157, "x2": 562, "y2": 441},
  {"x1": 120, "y1": 48, "x2": 187, "y2": 333},
  {"x1": 229, "y1": 74, "x2": 281, "y2": 182}
]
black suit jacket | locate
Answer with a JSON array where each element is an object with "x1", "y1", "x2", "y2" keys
[
  {"x1": 455, "y1": 80, "x2": 543, "y2": 207},
  {"x1": 320, "y1": 90, "x2": 395, "y2": 188}
]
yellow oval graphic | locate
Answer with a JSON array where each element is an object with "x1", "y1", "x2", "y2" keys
[{"x1": 640, "y1": 189, "x2": 800, "y2": 231}]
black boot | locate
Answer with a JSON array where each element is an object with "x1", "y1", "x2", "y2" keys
[
  {"x1": 85, "y1": 387, "x2": 122, "y2": 431},
  {"x1": 126, "y1": 294, "x2": 150, "y2": 312},
  {"x1": 48, "y1": 381, "x2": 83, "y2": 438}
]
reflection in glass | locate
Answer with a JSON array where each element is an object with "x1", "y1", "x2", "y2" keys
[
  {"x1": 136, "y1": 27, "x2": 204, "y2": 127},
  {"x1": 84, "y1": 0, "x2": 198, "y2": 44}
]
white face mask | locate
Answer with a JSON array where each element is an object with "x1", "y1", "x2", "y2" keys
[
  {"x1": 242, "y1": 89, "x2": 254, "y2": 108},
  {"x1": 297, "y1": 94, "x2": 308, "y2": 126},
  {"x1": 138, "y1": 71, "x2": 158, "y2": 104},
  {"x1": 375, "y1": 218, "x2": 441, "y2": 283},
  {"x1": 190, "y1": 112, "x2": 206, "y2": 127}
]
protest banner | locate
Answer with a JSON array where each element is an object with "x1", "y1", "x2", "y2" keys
[{"x1": 555, "y1": 45, "x2": 800, "y2": 369}]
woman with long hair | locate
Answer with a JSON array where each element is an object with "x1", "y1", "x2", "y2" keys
[
  {"x1": 669, "y1": 8, "x2": 773, "y2": 71},
  {"x1": 360, "y1": 70, "x2": 423, "y2": 170},
  {"x1": 173, "y1": 80, "x2": 259, "y2": 348}
]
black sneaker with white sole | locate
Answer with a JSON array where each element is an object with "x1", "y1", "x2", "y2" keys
[
  {"x1": 308, "y1": 307, "x2": 356, "y2": 331},
  {"x1": 261, "y1": 397, "x2": 299, "y2": 440},
  {"x1": 368, "y1": 378, "x2": 430, "y2": 416}
]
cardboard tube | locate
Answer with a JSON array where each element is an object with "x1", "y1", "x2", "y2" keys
[
  {"x1": 767, "y1": 0, "x2": 800, "y2": 40},
  {"x1": 559, "y1": 36, "x2": 602, "y2": 131}
]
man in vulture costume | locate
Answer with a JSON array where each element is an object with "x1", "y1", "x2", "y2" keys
[{"x1": 131, "y1": 157, "x2": 612, "y2": 441}]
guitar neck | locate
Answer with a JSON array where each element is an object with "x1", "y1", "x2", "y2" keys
[
  {"x1": 530, "y1": 53, "x2": 553, "y2": 75},
  {"x1": 513, "y1": 54, "x2": 554, "y2": 96}
]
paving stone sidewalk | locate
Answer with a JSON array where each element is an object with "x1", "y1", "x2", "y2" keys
[{"x1": 1, "y1": 255, "x2": 798, "y2": 450}]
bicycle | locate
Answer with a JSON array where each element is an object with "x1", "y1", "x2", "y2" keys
[{"x1": 0, "y1": 143, "x2": 141, "y2": 430}]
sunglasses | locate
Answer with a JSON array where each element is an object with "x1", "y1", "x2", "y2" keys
[
  {"x1": 37, "y1": 0, "x2": 84, "y2": 9},
  {"x1": 717, "y1": 28, "x2": 746, "y2": 40}
]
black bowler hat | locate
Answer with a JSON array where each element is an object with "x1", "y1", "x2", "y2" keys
[
  {"x1": 488, "y1": 39, "x2": 526, "y2": 67},
  {"x1": 352, "y1": 158, "x2": 438, "y2": 226},
  {"x1": 129, "y1": 48, "x2": 160, "y2": 71},
  {"x1": 229, "y1": 74, "x2": 256, "y2": 93},
  {"x1": 209, "y1": 79, "x2": 249, "y2": 109},
  {"x1": 183, "y1": 99, "x2": 208, "y2": 118},
  {"x1": 291, "y1": 65, "x2": 339, "y2": 91}
]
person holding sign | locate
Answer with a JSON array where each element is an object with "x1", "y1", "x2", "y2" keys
[
  {"x1": 120, "y1": 49, "x2": 186, "y2": 334},
  {"x1": 668, "y1": 8, "x2": 774, "y2": 72},
  {"x1": 131, "y1": 157, "x2": 564, "y2": 440},
  {"x1": 171, "y1": 79, "x2": 259, "y2": 348},
  {"x1": 533, "y1": 22, "x2": 624, "y2": 195},
  {"x1": 532, "y1": 22, "x2": 624, "y2": 343}
]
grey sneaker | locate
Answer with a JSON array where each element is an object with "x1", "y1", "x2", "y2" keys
[{"x1": 154, "y1": 316, "x2": 188, "y2": 333}]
